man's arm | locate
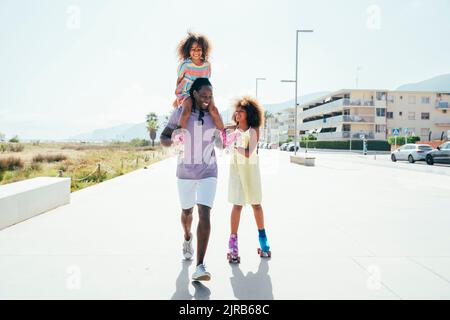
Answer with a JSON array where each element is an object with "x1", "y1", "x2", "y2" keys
[
  {"x1": 160, "y1": 109, "x2": 181, "y2": 148},
  {"x1": 160, "y1": 126, "x2": 175, "y2": 148}
]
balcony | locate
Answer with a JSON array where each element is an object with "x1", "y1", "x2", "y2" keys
[
  {"x1": 315, "y1": 131, "x2": 375, "y2": 141},
  {"x1": 300, "y1": 98, "x2": 375, "y2": 119},
  {"x1": 436, "y1": 101, "x2": 449, "y2": 109},
  {"x1": 342, "y1": 115, "x2": 375, "y2": 123},
  {"x1": 435, "y1": 119, "x2": 450, "y2": 126},
  {"x1": 299, "y1": 115, "x2": 375, "y2": 131}
]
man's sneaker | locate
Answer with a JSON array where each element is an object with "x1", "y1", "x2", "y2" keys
[
  {"x1": 192, "y1": 264, "x2": 211, "y2": 281},
  {"x1": 183, "y1": 233, "x2": 194, "y2": 260}
]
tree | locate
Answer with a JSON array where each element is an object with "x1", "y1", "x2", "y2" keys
[
  {"x1": 9, "y1": 135, "x2": 19, "y2": 143},
  {"x1": 146, "y1": 113, "x2": 159, "y2": 147}
]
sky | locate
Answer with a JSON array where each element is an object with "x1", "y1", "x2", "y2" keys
[{"x1": 1, "y1": 0, "x2": 449, "y2": 140}]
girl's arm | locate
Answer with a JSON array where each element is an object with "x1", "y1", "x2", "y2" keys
[{"x1": 236, "y1": 127, "x2": 259, "y2": 158}]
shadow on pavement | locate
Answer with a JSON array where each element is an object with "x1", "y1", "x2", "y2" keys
[
  {"x1": 171, "y1": 260, "x2": 211, "y2": 300},
  {"x1": 230, "y1": 259, "x2": 273, "y2": 300}
]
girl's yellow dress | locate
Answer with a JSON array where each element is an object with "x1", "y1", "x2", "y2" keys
[{"x1": 228, "y1": 128, "x2": 262, "y2": 205}]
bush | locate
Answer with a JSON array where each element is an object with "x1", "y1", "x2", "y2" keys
[
  {"x1": 30, "y1": 162, "x2": 42, "y2": 171},
  {"x1": 0, "y1": 143, "x2": 25, "y2": 153},
  {"x1": 129, "y1": 139, "x2": 150, "y2": 147},
  {"x1": 301, "y1": 134, "x2": 317, "y2": 141},
  {"x1": 299, "y1": 140, "x2": 390, "y2": 151},
  {"x1": 32, "y1": 154, "x2": 68, "y2": 163},
  {"x1": 8, "y1": 143, "x2": 24, "y2": 152},
  {"x1": 0, "y1": 157, "x2": 24, "y2": 171},
  {"x1": 9, "y1": 135, "x2": 20, "y2": 143},
  {"x1": 387, "y1": 136, "x2": 421, "y2": 146}
]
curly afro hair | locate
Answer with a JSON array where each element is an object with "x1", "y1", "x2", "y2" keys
[
  {"x1": 232, "y1": 96, "x2": 265, "y2": 129},
  {"x1": 177, "y1": 32, "x2": 211, "y2": 62}
]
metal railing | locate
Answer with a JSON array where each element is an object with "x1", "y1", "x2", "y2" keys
[{"x1": 300, "y1": 98, "x2": 376, "y2": 119}]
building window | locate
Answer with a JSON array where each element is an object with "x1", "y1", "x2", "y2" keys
[
  {"x1": 408, "y1": 96, "x2": 416, "y2": 104},
  {"x1": 376, "y1": 92, "x2": 386, "y2": 101},
  {"x1": 408, "y1": 112, "x2": 416, "y2": 120},
  {"x1": 376, "y1": 125, "x2": 386, "y2": 133},
  {"x1": 387, "y1": 112, "x2": 394, "y2": 119},
  {"x1": 421, "y1": 97, "x2": 430, "y2": 104},
  {"x1": 376, "y1": 108, "x2": 386, "y2": 117},
  {"x1": 399, "y1": 111, "x2": 403, "y2": 116},
  {"x1": 421, "y1": 113, "x2": 430, "y2": 120}
]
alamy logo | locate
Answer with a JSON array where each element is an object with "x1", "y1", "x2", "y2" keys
[
  {"x1": 66, "y1": 265, "x2": 81, "y2": 290},
  {"x1": 66, "y1": 5, "x2": 81, "y2": 30},
  {"x1": 366, "y1": 5, "x2": 381, "y2": 30}
]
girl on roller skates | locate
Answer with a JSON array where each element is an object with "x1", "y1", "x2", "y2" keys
[{"x1": 227, "y1": 96, "x2": 271, "y2": 264}]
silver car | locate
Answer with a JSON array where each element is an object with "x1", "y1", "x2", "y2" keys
[{"x1": 391, "y1": 144, "x2": 434, "y2": 163}]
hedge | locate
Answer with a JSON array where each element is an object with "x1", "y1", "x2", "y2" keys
[
  {"x1": 299, "y1": 140, "x2": 390, "y2": 151},
  {"x1": 387, "y1": 136, "x2": 420, "y2": 146}
]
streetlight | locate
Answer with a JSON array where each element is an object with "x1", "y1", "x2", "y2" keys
[
  {"x1": 285, "y1": 29, "x2": 313, "y2": 156},
  {"x1": 256, "y1": 78, "x2": 266, "y2": 100},
  {"x1": 281, "y1": 79, "x2": 297, "y2": 151}
]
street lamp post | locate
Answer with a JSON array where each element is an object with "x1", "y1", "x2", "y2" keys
[
  {"x1": 294, "y1": 29, "x2": 314, "y2": 156},
  {"x1": 281, "y1": 79, "x2": 296, "y2": 151},
  {"x1": 256, "y1": 77, "x2": 266, "y2": 141}
]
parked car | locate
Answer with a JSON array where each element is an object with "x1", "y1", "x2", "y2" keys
[
  {"x1": 425, "y1": 142, "x2": 450, "y2": 165},
  {"x1": 280, "y1": 143, "x2": 289, "y2": 151},
  {"x1": 286, "y1": 142, "x2": 299, "y2": 152},
  {"x1": 268, "y1": 143, "x2": 278, "y2": 150},
  {"x1": 391, "y1": 144, "x2": 434, "y2": 163}
]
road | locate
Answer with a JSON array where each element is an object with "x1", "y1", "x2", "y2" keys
[{"x1": 1, "y1": 149, "x2": 450, "y2": 299}]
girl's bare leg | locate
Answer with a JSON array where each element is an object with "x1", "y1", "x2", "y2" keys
[
  {"x1": 251, "y1": 204, "x2": 265, "y2": 230},
  {"x1": 231, "y1": 205, "x2": 243, "y2": 235},
  {"x1": 178, "y1": 97, "x2": 193, "y2": 128}
]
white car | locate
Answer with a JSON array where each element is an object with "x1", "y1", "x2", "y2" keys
[
  {"x1": 286, "y1": 141, "x2": 300, "y2": 152},
  {"x1": 391, "y1": 144, "x2": 434, "y2": 163}
]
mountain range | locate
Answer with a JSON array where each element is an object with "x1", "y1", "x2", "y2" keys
[{"x1": 67, "y1": 74, "x2": 450, "y2": 142}]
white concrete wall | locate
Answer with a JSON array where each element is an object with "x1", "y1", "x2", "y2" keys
[{"x1": 0, "y1": 177, "x2": 71, "y2": 230}]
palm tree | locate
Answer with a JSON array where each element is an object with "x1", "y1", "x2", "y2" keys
[{"x1": 146, "y1": 113, "x2": 159, "y2": 147}]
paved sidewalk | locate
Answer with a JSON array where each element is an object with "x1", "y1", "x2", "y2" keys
[{"x1": 1, "y1": 150, "x2": 450, "y2": 299}]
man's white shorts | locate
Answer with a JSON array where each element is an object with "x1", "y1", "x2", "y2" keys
[{"x1": 177, "y1": 177, "x2": 217, "y2": 210}]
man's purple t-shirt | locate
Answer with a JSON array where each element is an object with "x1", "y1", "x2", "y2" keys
[{"x1": 167, "y1": 107, "x2": 220, "y2": 180}]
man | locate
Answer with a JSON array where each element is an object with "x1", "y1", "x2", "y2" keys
[{"x1": 160, "y1": 78, "x2": 223, "y2": 281}]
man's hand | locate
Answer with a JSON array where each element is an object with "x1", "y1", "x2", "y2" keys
[{"x1": 160, "y1": 126, "x2": 175, "y2": 147}]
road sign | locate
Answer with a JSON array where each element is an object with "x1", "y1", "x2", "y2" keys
[
  {"x1": 403, "y1": 127, "x2": 409, "y2": 135},
  {"x1": 392, "y1": 128, "x2": 400, "y2": 136}
]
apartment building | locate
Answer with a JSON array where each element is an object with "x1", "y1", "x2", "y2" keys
[{"x1": 295, "y1": 89, "x2": 450, "y2": 141}]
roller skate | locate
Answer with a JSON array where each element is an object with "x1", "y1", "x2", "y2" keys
[
  {"x1": 257, "y1": 229, "x2": 271, "y2": 258},
  {"x1": 227, "y1": 234, "x2": 240, "y2": 264}
]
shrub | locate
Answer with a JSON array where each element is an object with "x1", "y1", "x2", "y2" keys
[
  {"x1": 30, "y1": 162, "x2": 42, "y2": 171},
  {"x1": 0, "y1": 157, "x2": 24, "y2": 171},
  {"x1": 387, "y1": 136, "x2": 421, "y2": 146},
  {"x1": 8, "y1": 143, "x2": 25, "y2": 152},
  {"x1": 301, "y1": 134, "x2": 317, "y2": 141},
  {"x1": 32, "y1": 154, "x2": 68, "y2": 163},
  {"x1": 299, "y1": 140, "x2": 390, "y2": 151},
  {"x1": 129, "y1": 139, "x2": 150, "y2": 147},
  {"x1": 8, "y1": 136, "x2": 20, "y2": 143}
]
